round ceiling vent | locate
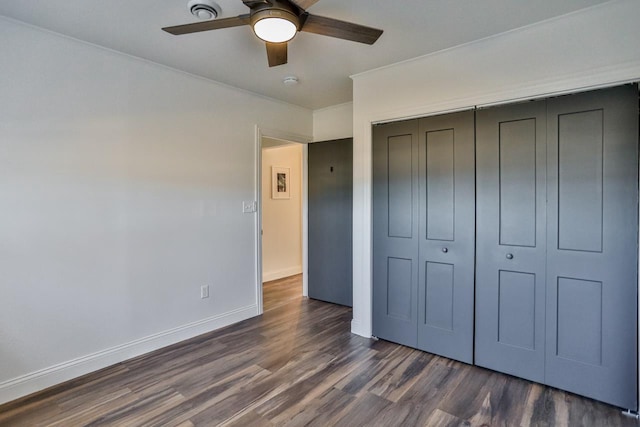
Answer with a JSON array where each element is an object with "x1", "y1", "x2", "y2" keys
[{"x1": 187, "y1": 0, "x2": 221, "y2": 20}]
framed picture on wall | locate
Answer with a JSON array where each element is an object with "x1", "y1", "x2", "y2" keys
[{"x1": 271, "y1": 166, "x2": 290, "y2": 199}]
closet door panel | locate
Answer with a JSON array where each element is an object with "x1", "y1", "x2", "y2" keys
[
  {"x1": 557, "y1": 110, "x2": 604, "y2": 252},
  {"x1": 425, "y1": 129, "x2": 455, "y2": 241},
  {"x1": 475, "y1": 101, "x2": 547, "y2": 382},
  {"x1": 425, "y1": 261, "x2": 455, "y2": 330},
  {"x1": 417, "y1": 111, "x2": 475, "y2": 363},
  {"x1": 546, "y1": 85, "x2": 638, "y2": 410},
  {"x1": 388, "y1": 135, "x2": 414, "y2": 238},
  {"x1": 498, "y1": 119, "x2": 538, "y2": 247},
  {"x1": 373, "y1": 120, "x2": 420, "y2": 347},
  {"x1": 497, "y1": 270, "x2": 536, "y2": 350}
]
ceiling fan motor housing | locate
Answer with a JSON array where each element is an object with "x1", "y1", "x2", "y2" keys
[
  {"x1": 187, "y1": 0, "x2": 221, "y2": 20},
  {"x1": 251, "y1": 9, "x2": 300, "y2": 30},
  {"x1": 250, "y1": 0, "x2": 301, "y2": 28}
]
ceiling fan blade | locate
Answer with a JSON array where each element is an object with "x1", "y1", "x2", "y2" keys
[
  {"x1": 289, "y1": 0, "x2": 321, "y2": 10},
  {"x1": 163, "y1": 14, "x2": 250, "y2": 35},
  {"x1": 266, "y1": 42, "x2": 288, "y2": 67},
  {"x1": 300, "y1": 14, "x2": 383, "y2": 44}
]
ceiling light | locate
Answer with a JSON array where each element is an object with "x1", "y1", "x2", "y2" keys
[{"x1": 251, "y1": 9, "x2": 299, "y2": 43}]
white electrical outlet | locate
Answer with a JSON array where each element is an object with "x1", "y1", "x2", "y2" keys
[{"x1": 200, "y1": 285, "x2": 209, "y2": 299}]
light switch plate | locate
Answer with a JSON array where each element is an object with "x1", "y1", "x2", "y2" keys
[{"x1": 243, "y1": 201, "x2": 256, "y2": 213}]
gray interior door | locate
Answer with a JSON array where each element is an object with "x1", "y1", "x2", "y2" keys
[
  {"x1": 308, "y1": 138, "x2": 353, "y2": 307},
  {"x1": 373, "y1": 120, "x2": 420, "y2": 347},
  {"x1": 416, "y1": 111, "x2": 475, "y2": 364},
  {"x1": 475, "y1": 101, "x2": 547, "y2": 382},
  {"x1": 545, "y1": 86, "x2": 638, "y2": 409}
]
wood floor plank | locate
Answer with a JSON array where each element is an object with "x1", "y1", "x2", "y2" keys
[
  {"x1": 0, "y1": 274, "x2": 637, "y2": 427},
  {"x1": 486, "y1": 374, "x2": 533, "y2": 426},
  {"x1": 48, "y1": 389, "x2": 139, "y2": 427},
  {"x1": 150, "y1": 365, "x2": 272, "y2": 426},
  {"x1": 222, "y1": 409, "x2": 274, "y2": 427},
  {"x1": 331, "y1": 392, "x2": 393, "y2": 427},
  {"x1": 255, "y1": 345, "x2": 379, "y2": 425},
  {"x1": 280, "y1": 387, "x2": 356, "y2": 427},
  {"x1": 366, "y1": 347, "x2": 433, "y2": 402},
  {"x1": 438, "y1": 364, "x2": 494, "y2": 419},
  {"x1": 423, "y1": 409, "x2": 466, "y2": 427},
  {"x1": 529, "y1": 386, "x2": 560, "y2": 427},
  {"x1": 84, "y1": 387, "x2": 185, "y2": 426},
  {"x1": 253, "y1": 346, "x2": 376, "y2": 424}
]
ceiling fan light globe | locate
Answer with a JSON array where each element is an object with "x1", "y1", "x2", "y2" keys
[
  {"x1": 253, "y1": 17, "x2": 297, "y2": 43},
  {"x1": 252, "y1": 9, "x2": 298, "y2": 43}
]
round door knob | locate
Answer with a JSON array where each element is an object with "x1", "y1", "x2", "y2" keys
[
  {"x1": 442, "y1": 247, "x2": 448, "y2": 253},
  {"x1": 506, "y1": 253, "x2": 514, "y2": 260}
]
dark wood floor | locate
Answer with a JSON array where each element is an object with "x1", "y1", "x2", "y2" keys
[
  {"x1": 263, "y1": 274, "x2": 303, "y2": 312},
  {"x1": 1, "y1": 275, "x2": 637, "y2": 426}
]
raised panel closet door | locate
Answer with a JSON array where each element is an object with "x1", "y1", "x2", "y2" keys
[
  {"x1": 546, "y1": 85, "x2": 638, "y2": 410},
  {"x1": 475, "y1": 101, "x2": 547, "y2": 382},
  {"x1": 416, "y1": 111, "x2": 475, "y2": 363},
  {"x1": 372, "y1": 120, "x2": 420, "y2": 347}
]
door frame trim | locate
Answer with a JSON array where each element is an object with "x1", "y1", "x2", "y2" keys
[{"x1": 254, "y1": 126, "x2": 312, "y2": 315}]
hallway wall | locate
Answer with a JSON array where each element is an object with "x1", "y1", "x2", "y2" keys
[{"x1": 261, "y1": 143, "x2": 303, "y2": 282}]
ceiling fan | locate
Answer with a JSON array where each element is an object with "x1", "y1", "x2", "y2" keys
[{"x1": 162, "y1": 0, "x2": 384, "y2": 67}]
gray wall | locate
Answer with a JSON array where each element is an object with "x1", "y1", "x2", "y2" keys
[{"x1": 0, "y1": 17, "x2": 312, "y2": 404}]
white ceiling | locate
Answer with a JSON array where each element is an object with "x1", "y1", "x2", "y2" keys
[{"x1": 0, "y1": 0, "x2": 609, "y2": 110}]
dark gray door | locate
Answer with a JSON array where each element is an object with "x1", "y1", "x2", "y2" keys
[
  {"x1": 417, "y1": 111, "x2": 475, "y2": 363},
  {"x1": 373, "y1": 120, "x2": 420, "y2": 347},
  {"x1": 475, "y1": 101, "x2": 547, "y2": 382},
  {"x1": 308, "y1": 138, "x2": 353, "y2": 307},
  {"x1": 545, "y1": 86, "x2": 638, "y2": 409}
]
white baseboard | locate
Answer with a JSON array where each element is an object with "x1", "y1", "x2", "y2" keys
[
  {"x1": 351, "y1": 318, "x2": 371, "y2": 338},
  {"x1": 262, "y1": 266, "x2": 302, "y2": 282},
  {"x1": 0, "y1": 304, "x2": 258, "y2": 406}
]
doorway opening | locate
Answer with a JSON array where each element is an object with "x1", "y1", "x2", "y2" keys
[{"x1": 257, "y1": 131, "x2": 309, "y2": 313}]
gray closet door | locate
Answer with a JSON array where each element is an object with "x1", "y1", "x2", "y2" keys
[
  {"x1": 475, "y1": 101, "x2": 547, "y2": 382},
  {"x1": 545, "y1": 86, "x2": 638, "y2": 409},
  {"x1": 416, "y1": 111, "x2": 475, "y2": 364},
  {"x1": 308, "y1": 138, "x2": 353, "y2": 307},
  {"x1": 373, "y1": 120, "x2": 420, "y2": 347}
]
